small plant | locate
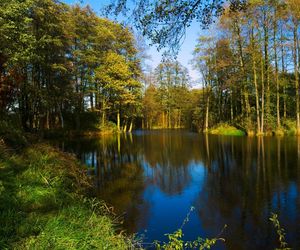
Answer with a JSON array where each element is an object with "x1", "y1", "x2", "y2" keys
[
  {"x1": 154, "y1": 207, "x2": 225, "y2": 250},
  {"x1": 270, "y1": 213, "x2": 291, "y2": 250}
]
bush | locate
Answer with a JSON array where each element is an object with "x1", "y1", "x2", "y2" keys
[
  {"x1": 209, "y1": 123, "x2": 245, "y2": 136},
  {"x1": 282, "y1": 119, "x2": 297, "y2": 135},
  {"x1": 0, "y1": 120, "x2": 27, "y2": 147},
  {"x1": 96, "y1": 121, "x2": 117, "y2": 133}
]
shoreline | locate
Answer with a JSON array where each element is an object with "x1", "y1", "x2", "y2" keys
[
  {"x1": 42, "y1": 126, "x2": 300, "y2": 139},
  {"x1": 0, "y1": 139, "x2": 135, "y2": 249}
]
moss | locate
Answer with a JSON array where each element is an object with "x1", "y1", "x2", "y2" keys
[
  {"x1": 209, "y1": 123, "x2": 245, "y2": 136},
  {"x1": 0, "y1": 141, "x2": 134, "y2": 249}
]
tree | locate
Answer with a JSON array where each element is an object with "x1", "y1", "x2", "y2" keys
[
  {"x1": 152, "y1": 59, "x2": 190, "y2": 128},
  {"x1": 142, "y1": 84, "x2": 161, "y2": 129},
  {"x1": 287, "y1": 0, "x2": 300, "y2": 134},
  {"x1": 95, "y1": 51, "x2": 141, "y2": 132},
  {"x1": 0, "y1": 0, "x2": 34, "y2": 114},
  {"x1": 1, "y1": 0, "x2": 142, "y2": 132},
  {"x1": 192, "y1": 36, "x2": 216, "y2": 132},
  {"x1": 104, "y1": 0, "x2": 247, "y2": 52},
  {"x1": 190, "y1": 0, "x2": 300, "y2": 135}
]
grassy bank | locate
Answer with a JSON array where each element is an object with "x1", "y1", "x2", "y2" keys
[
  {"x1": 207, "y1": 120, "x2": 300, "y2": 136},
  {"x1": 209, "y1": 123, "x2": 245, "y2": 136},
  {"x1": 0, "y1": 140, "x2": 135, "y2": 249}
]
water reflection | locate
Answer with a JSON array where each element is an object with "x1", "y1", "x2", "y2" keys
[
  {"x1": 195, "y1": 136, "x2": 300, "y2": 250},
  {"x1": 52, "y1": 131, "x2": 300, "y2": 249}
]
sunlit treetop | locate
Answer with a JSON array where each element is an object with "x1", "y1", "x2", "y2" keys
[{"x1": 104, "y1": 0, "x2": 247, "y2": 53}]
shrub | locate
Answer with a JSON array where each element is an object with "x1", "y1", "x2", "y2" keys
[
  {"x1": 209, "y1": 123, "x2": 245, "y2": 136},
  {"x1": 270, "y1": 213, "x2": 290, "y2": 250},
  {"x1": 0, "y1": 120, "x2": 27, "y2": 147},
  {"x1": 282, "y1": 119, "x2": 296, "y2": 135}
]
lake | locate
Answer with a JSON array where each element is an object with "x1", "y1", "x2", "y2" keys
[{"x1": 52, "y1": 130, "x2": 300, "y2": 249}]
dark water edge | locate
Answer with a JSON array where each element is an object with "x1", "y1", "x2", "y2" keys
[{"x1": 50, "y1": 130, "x2": 300, "y2": 250}]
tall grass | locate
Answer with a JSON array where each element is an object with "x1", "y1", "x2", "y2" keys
[
  {"x1": 0, "y1": 142, "x2": 135, "y2": 249},
  {"x1": 209, "y1": 123, "x2": 245, "y2": 136}
]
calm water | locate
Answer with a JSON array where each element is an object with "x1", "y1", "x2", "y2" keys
[{"x1": 53, "y1": 130, "x2": 300, "y2": 249}]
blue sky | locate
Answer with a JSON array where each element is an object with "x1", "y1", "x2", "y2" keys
[{"x1": 63, "y1": 0, "x2": 203, "y2": 83}]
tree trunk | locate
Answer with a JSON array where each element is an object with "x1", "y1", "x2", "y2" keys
[
  {"x1": 123, "y1": 120, "x2": 127, "y2": 132},
  {"x1": 251, "y1": 26, "x2": 261, "y2": 133},
  {"x1": 293, "y1": 20, "x2": 300, "y2": 134},
  {"x1": 261, "y1": 53, "x2": 265, "y2": 134},
  {"x1": 129, "y1": 119, "x2": 133, "y2": 132},
  {"x1": 90, "y1": 93, "x2": 93, "y2": 111},
  {"x1": 280, "y1": 24, "x2": 287, "y2": 120},
  {"x1": 168, "y1": 108, "x2": 171, "y2": 128},
  {"x1": 46, "y1": 110, "x2": 50, "y2": 130},
  {"x1": 102, "y1": 98, "x2": 106, "y2": 128},
  {"x1": 59, "y1": 104, "x2": 64, "y2": 129},
  {"x1": 230, "y1": 90, "x2": 233, "y2": 122},
  {"x1": 117, "y1": 109, "x2": 120, "y2": 132},
  {"x1": 204, "y1": 88, "x2": 210, "y2": 133},
  {"x1": 235, "y1": 19, "x2": 251, "y2": 125},
  {"x1": 273, "y1": 12, "x2": 280, "y2": 130},
  {"x1": 263, "y1": 10, "x2": 270, "y2": 127}
]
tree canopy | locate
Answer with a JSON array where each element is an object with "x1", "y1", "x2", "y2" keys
[
  {"x1": 0, "y1": 0, "x2": 142, "y2": 132},
  {"x1": 104, "y1": 0, "x2": 247, "y2": 52}
]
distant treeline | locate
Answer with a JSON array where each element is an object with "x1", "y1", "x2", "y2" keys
[
  {"x1": 1, "y1": 0, "x2": 300, "y2": 135},
  {"x1": 141, "y1": 0, "x2": 300, "y2": 135}
]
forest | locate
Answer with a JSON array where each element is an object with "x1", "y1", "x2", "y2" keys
[
  {"x1": 1, "y1": 0, "x2": 300, "y2": 136},
  {"x1": 0, "y1": 0, "x2": 142, "y2": 133},
  {"x1": 143, "y1": 0, "x2": 300, "y2": 135}
]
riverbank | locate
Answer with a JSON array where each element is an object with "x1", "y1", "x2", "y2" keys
[
  {"x1": 43, "y1": 128, "x2": 116, "y2": 139},
  {"x1": 0, "y1": 139, "x2": 135, "y2": 249},
  {"x1": 207, "y1": 120, "x2": 298, "y2": 136}
]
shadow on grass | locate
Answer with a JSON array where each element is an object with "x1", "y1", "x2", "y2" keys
[{"x1": 0, "y1": 142, "x2": 134, "y2": 249}]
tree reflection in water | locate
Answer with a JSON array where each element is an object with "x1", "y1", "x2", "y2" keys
[
  {"x1": 195, "y1": 135, "x2": 300, "y2": 250},
  {"x1": 52, "y1": 131, "x2": 300, "y2": 249}
]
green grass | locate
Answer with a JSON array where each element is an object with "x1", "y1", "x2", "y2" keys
[
  {"x1": 209, "y1": 123, "x2": 245, "y2": 136},
  {"x1": 282, "y1": 119, "x2": 297, "y2": 136},
  {"x1": 0, "y1": 141, "x2": 134, "y2": 250}
]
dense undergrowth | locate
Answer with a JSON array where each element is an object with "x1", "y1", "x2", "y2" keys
[
  {"x1": 207, "y1": 119, "x2": 298, "y2": 136},
  {"x1": 0, "y1": 138, "x2": 135, "y2": 249},
  {"x1": 43, "y1": 112, "x2": 118, "y2": 139}
]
